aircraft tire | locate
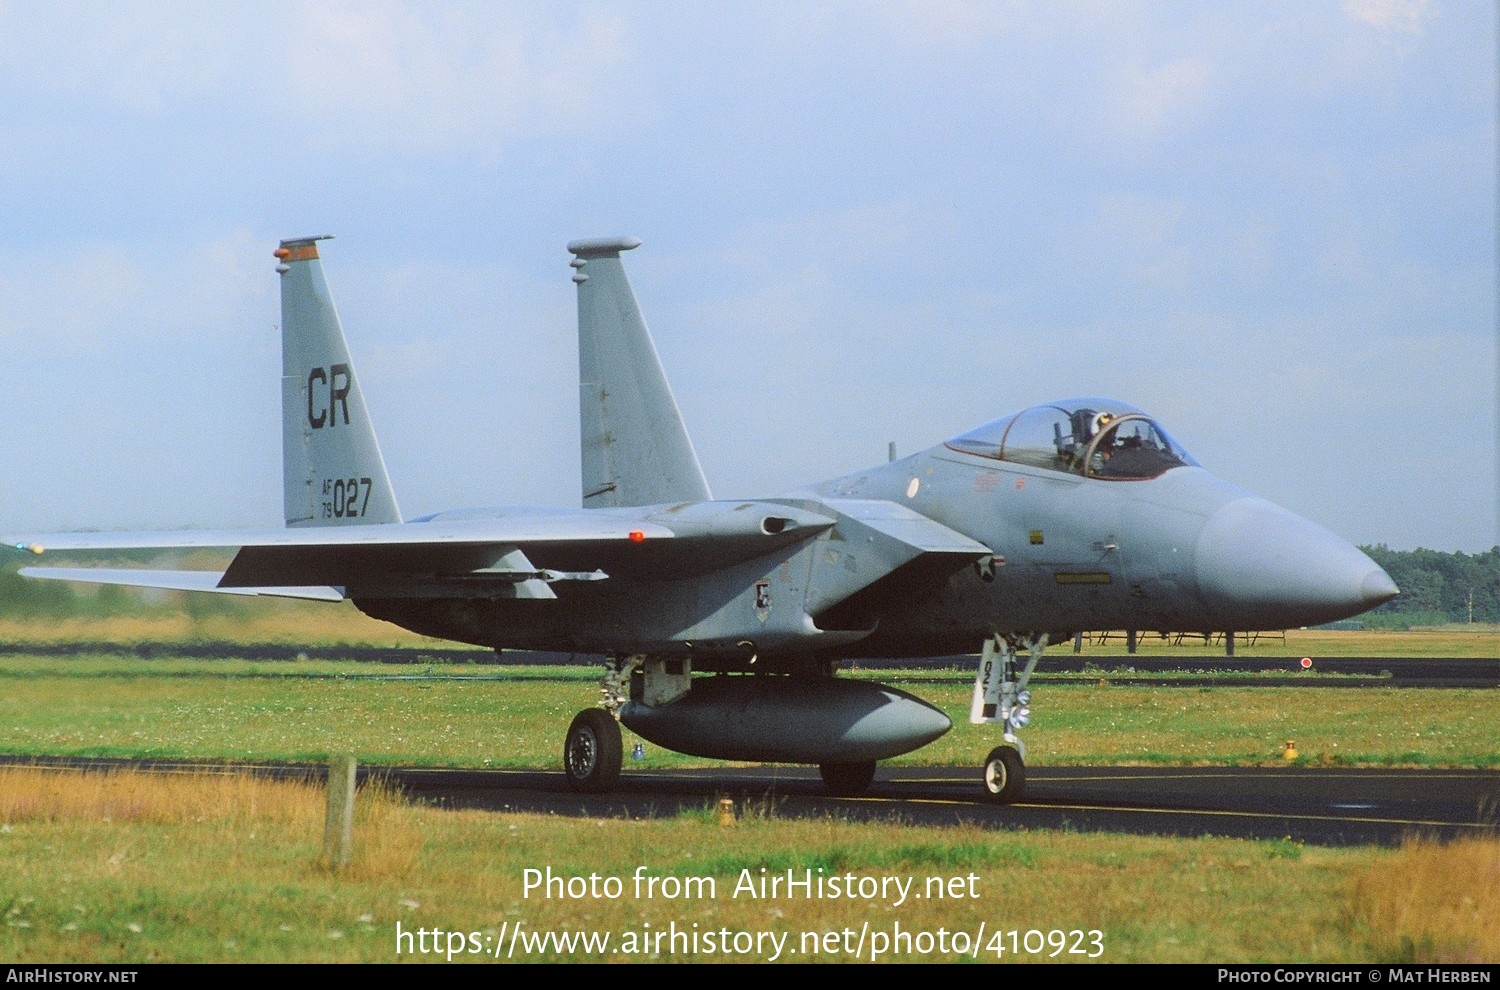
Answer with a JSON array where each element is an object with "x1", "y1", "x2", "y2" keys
[
  {"x1": 564, "y1": 709, "x2": 622, "y2": 793},
  {"x1": 982, "y1": 745, "x2": 1025, "y2": 804},
  {"x1": 819, "y1": 760, "x2": 877, "y2": 797}
]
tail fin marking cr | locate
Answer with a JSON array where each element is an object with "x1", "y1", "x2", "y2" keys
[{"x1": 276, "y1": 236, "x2": 402, "y2": 528}]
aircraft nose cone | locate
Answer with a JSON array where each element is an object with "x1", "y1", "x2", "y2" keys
[
  {"x1": 1362, "y1": 568, "x2": 1400, "y2": 605},
  {"x1": 1194, "y1": 498, "x2": 1399, "y2": 628}
]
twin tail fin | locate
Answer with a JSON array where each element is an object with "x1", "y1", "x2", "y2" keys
[
  {"x1": 276, "y1": 236, "x2": 402, "y2": 528},
  {"x1": 569, "y1": 237, "x2": 711, "y2": 509}
]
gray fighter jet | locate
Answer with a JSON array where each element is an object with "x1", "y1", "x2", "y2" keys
[{"x1": 7, "y1": 235, "x2": 1399, "y2": 802}]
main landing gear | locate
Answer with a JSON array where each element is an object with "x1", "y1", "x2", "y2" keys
[
  {"x1": 563, "y1": 709, "x2": 622, "y2": 793},
  {"x1": 562, "y1": 657, "x2": 635, "y2": 793},
  {"x1": 970, "y1": 633, "x2": 1046, "y2": 804},
  {"x1": 819, "y1": 760, "x2": 877, "y2": 797}
]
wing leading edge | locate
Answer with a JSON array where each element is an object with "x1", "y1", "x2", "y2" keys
[
  {"x1": 5, "y1": 500, "x2": 832, "y2": 600},
  {"x1": 16, "y1": 567, "x2": 346, "y2": 602},
  {"x1": 8, "y1": 495, "x2": 988, "y2": 615}
]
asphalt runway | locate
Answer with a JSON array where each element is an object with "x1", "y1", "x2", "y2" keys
[
  {"x1": 388, "y1": 764, "x2": 1499, "y2": 848},
  {"x1": 9, "y1": 756, "x2": 1494, "y2": 848},
  {"x1": 4, "y1": 651, "x2": 1493, "y2": 847}
]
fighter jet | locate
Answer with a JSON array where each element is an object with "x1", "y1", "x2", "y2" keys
[{"x1": 7, "y1": 235, "x2": 1399, "y2": 802}]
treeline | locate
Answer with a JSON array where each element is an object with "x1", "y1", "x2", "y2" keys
[{"x1": 1360, "y1": 545, "x2": 1500, "y2": 627}]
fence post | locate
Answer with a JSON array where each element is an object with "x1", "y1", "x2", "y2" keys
[{"x1": 324, "y1": 754, "x2": 357, "y2": 870}]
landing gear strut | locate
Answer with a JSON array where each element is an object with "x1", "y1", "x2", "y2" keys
[
  {"x1": 819, "y1": 760, "x2": 877, "y2": 797},
  {"x1": 563, "y1": 655, "x2": 641, "y2": 793},
  {"x1": 970, "y1": 633, "x2": 1046, "y2": 804}
]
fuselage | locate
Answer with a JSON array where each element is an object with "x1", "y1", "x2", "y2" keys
[
  {"x1": 801, "y1": 449, "x2": 1395, "y2": 654},
  {"x1": 356, "y1": 398, "x2": 1398, "y2": 664}
]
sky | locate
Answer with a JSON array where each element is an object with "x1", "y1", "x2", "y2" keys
[{"x1": 0, "y1": 0, "x2": 1494, "y2": 552}]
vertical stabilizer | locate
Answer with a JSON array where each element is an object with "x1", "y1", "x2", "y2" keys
[
  {"x1": 276, "y1": 236, "x2": 402, "y2": 527},
  {"x1": 569, "y1": 237, "x2": 711, "y2": 508}
]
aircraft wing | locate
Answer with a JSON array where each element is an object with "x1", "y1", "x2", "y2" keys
[
  {"x1": 5, "y1": 501, "x2": 839, "y2": 600},
  {"x1": 8, "y1": 496, "x2": 987, "y2": 612},
  {"x1": 16, "y1": 567, "x2": 346, "y2": 602},
  {"x1": 9, "y1": 510, "x2": 671, "y2": 554}
]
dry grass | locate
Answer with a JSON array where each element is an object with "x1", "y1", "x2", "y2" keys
[
  {"x1": 343, "y1": 777, "x2": 426, "y2": 881},
  {"x1": 1348, "y1": 835, "x2": 1500, "y2": 963},
  {"x1": 0, "y1": 605, "x2": 446, "y2": 647},
  {"x1": 0, "y1": 765, "x2": 1473, "y2": 964},
  {"x1": 0, "y1": 765, "x2": 421, "y2": 882},
  {"x1": 0, "y1": 765, "x2": 321, "y2": 826}
]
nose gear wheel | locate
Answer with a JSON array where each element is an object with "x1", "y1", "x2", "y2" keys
[{"x1": 983, "y1": 745, "x2": 1025, "y2": 804}]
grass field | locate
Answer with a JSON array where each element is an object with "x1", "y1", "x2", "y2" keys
[
  {"x1": 1, "y1": 765, "x2": 1496, "y2": 964},
  {"x1": 0, "y1": 658, "x2": 1494, "y2": 769},
  {"x1": 0, "y1": 620, "x2": 1493, "y2": 964}
]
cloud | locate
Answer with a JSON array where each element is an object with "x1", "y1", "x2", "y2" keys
[
  {"x1": 0, "y1": 2, "x2": 1489, "y2": 549},
  {"x1": 0, "y1": 5, "x2": 272, "y2": 114},
  {"x1": 1111, "y1": 56, "x2": 1217, "y2": 144},
  {"x1": 856, "y1": 0, "x2": 1024, "y2": 51},
  {"x1": 0, "y1": 3, "x2": 639, "y2": 161},
  {"x1": 1341, "y1": 0, "x2": 1434, "y2": 34},
  {"x1": 0, "y1": 232, "x2": 269, "y2": 350},
  {"x1": 284, "y1": 2, "x2": 637, "y2": 155}
]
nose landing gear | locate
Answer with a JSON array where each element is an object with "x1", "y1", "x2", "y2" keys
[
  {"x1": 970, "y1": 633, "x2": 1047, "y2": 803},
  {"x1": 982, "y1": 744, "x2": 1025, "y2": 803}
]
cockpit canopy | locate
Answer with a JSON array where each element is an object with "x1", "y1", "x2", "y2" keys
[{"x1": 946, "y1": 397, "x2": 1199, "y2": 480}]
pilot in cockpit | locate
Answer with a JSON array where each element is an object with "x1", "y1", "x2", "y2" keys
[
  {"x1": 954, "y1": 398, "x2": 1196, "y2": 480},
  {"x1": 1056, "y1": 408, "x2": 1110, "y2": 469},
  {"x1": 1095, "y1": 418, "x2": 1180, "y2": 478}
]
